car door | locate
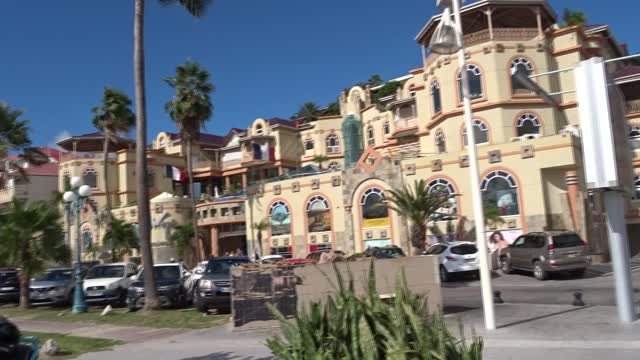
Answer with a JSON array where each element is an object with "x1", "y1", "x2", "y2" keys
[
  {"x1": 509, "y1": 236, "x2": 527, "y2": 268},
  {"x1": 520, "y1": 236, "x2": 542, "y2": 270}
]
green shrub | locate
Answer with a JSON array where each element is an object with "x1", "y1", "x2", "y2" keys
[{"x1": 267, "y1": 260, "x2": 483, "y2": 359}]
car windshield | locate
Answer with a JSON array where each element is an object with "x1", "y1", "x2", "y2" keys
[
  {"x1": 138, "y1": 266, "x2": 179, "y2": 282},
  {"x1": 35, "y1": 270, "x2": 72, "y2": 281},
  {"x1": 205, "y1": 259, "x2": 249, "y2": 275},
  {"x1": 86, "y1": 265, "x2": 124, "y2": 279},
  {"x1": 0, "y1": 272, "x2": 17, "y2": 282},
  {"x1": 380, "y1": 247, "x2": 405, "y2": 257},
  {"x1": 451, "y1": 244, "x2": 478, "y2": 255},
  {"x1": 552, "y1": 234, "x2": 584, "y2": 248}
]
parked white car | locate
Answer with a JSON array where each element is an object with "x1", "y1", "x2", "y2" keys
[
  {"x1": 259, "y1": 255, "x2": 284, "y2": 264},
  {"x1": 83, "y1": 262, "x2": 138, "y2": 305},
  {"x1": 424, "y1": 242, "x2": 479, "y2": 282}
]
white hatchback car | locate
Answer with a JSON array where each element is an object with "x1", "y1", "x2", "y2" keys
[{"x1": 424, "y1": 242, "x2": 479, "y2": 282}]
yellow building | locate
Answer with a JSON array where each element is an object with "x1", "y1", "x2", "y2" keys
[{"x1": 58, "y1": 0, "x2": 640, "y2": 263}]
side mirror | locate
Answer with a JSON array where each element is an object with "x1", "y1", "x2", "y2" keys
[
  {"x1": 129, "y1": 274, "x2": 136, "y2": 280},
  {"x1": 184, "y1": 271, "x2": 192, "y2": 277}
]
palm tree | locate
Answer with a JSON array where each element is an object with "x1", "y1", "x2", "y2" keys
[
  {"x1": 312, "y1": 155, "x2": 329, "y2": 169},
  {"x1": 0, "y1": 199, "x2": 70, "y2": 309},
  {"x1": 92, "y1": 88, "x2": 136, "y2": 257},
  {"x1": 562, "y1": 8, "x2": 587, "y2": 27},
  {"x1": 386, "y1": 180, "x2": 455, "y2": 255},
  {"x1": 297, "y1": 102, "x2": 321, "y2": 123},
  {"x1": 133, "y1": 0, "x2": 212, "y2": 310},
  {"x1": 164, "y1": 61, "x2": 214, "y2": 262},
  {"x1": 169, "y1": 224, "x2": 197, "y2": 261},
  {"x1": 103, "y1": 219, "x2": 139, "y2": 262},
  {"x1": 252, "y1": 219, "x2": 268, "y2": 256},
  {"x1": 0, "y1": 103, "x2": 48, "y2": 183}
]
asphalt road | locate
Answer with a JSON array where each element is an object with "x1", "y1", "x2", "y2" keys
[{"x1": 442, "y1": 267, "x2": 640, "y2": 311}]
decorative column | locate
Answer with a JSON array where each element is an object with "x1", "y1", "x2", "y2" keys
[
  {"x1": 242, "y1": 174, "x2": 248, "y2": 190},
  {"x1": 224, "y1": 176, "x2": 231, "y2": 192},
  {"x1": 565, "y1": 170, "x2": 580, "y2": 233},
  {"x1": 210, "y1": 226, "x2": 219, "y2": 256},
  {"x1": 536, "y1": 7, "x2": 543, "y2": 40},
  {"x1": 486, "y1": 8, "x2": 494, "y2": 40}
]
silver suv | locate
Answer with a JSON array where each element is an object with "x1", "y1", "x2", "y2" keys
[{"x1": 500, "y1": 231, "x2": 590, "y2": 280}]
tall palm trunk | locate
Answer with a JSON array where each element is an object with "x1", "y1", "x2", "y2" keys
[
  {"x1": 185, "y1": 138, "x2": 201, "y2": 262},
  {"x1": 410, "y1": 221, "x2": 427, "y2": 255},
  {"x1": 102, "y1": 131, "x2": 116, "y2": 263},
  {"x1": 19, "y1": 272, "x2": 30, "y2": 310},
  {"x1": 134, "y1": 0, "x2": 159, "y2": 310}
]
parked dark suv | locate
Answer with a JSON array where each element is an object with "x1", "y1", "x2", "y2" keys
[
  {"x1": 500, "y1": 231, "x2": 591, "y2": 280},
  {"x1": 0, "y1": 268, "x2": 19, "y2": 303},
  {"x1": 193, "y1": 257, "x2": 249, "y2": 313}
]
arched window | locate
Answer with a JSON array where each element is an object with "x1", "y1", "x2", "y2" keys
[
  {"x1": 329, "y1": 162, "x2": 341, "y2": 171},
  {"x1": 635, "y1": 176, "x2": 640, "y2": 199},
  {"x1": 304, "y1": 138, "x2": 314, "y2": 151},
  {"x1": 269, "y1": 201, "x2": 291, "y2": 235},
  {"x1": 427, "y1": 178, "x2": 457, "y2": 220},
  {"x1": 367, "y1": 126, "x2": 375, "y2": 146},
  {"x1": 516, "y1": 113, "x2": 541, "y2": 136},
  {"x1": 458, "y1": 64, "x2": 483, "y2": 101},
  {"x1": 82, "y1": 227, "x2": 93, "y2": 251},
  {"x1": 481, "y1": 171, "x2": 519, "y2": 216},
  {"x1": 431, "y1": 79, "x2": 442, "y2": 113},
  {"x1": 383, "y1": 121, "x2": 390, "y2": 135},
  {"x1": 307, "y1": 195, "x2": 331, "y2": 232},
  {"x1": 435, "y1": 129, "x2": 446, "y2": 154},
  {"x1": 147, "y1": 169, "x2": 155, "y2": 188},
  {"x1": 463, "y1": 119, "x2": 489, "y2": 146},
  {"x1": 62, "y1": 170, "x2": 71, "y2": 189},
  {"x1": 361, "y1": 188, "x2": 389, "y2": 228},
  {"x1": 511, "y1": 57, "x2": 535, "y2": 93},
  {"x1": 326, "y1": 134, "x2": 340, "y2": 153},
  {"x1": 83, "y1": 168, "x2": 98, "y2": 189},
  {"x1": 255, "y1": 124, "x2": 263, "y2": 135},
  {"x1": 629, "y1": 126, "x2": 640, "y2": 138}
]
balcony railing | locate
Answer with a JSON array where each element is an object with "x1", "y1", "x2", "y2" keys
[
  {"x1": 425, "y1": 28, "x2": 539, "y2": 66},
  {"x1": 626, "y1": 99, "x2": 640, "y2": 114},
  {"x1": 60, "y1": 153, "x2": 117, "y2": 162},
  {"x1": 395, "y1": 117, "x2": 417, "y2": 129},
  {"x1": 196, "y1": 198, "x2": 245, "y2": 227},
  {"x1": 193, "y1": 159, "x2": 221, "y2": 170}
]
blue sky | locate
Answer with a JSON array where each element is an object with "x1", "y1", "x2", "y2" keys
[{"x1": 0, "y1": 0, "x2": 636, "y2": 147}]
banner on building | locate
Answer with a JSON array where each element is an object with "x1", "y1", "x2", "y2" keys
[{"x1": 308, "y1": 209, "x2": 331, "y2": 233}]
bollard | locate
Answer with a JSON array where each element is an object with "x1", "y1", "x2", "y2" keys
[
  {"x1": 494, "y1": 290, "x2": 504, "y2": 304},
  {"x1": 572, "y1": 292, "x2": 585, "y2": 306}
]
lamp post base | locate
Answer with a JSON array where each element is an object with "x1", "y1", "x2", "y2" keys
[{"x1": 72, "y1": 304, "x2": 88, "y2": 314}]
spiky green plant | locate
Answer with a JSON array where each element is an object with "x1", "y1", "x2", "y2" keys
[{"x1": 267, "y1": 261, "x2": 483, "y2": 359}]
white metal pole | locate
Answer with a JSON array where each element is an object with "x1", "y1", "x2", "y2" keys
[
  {"x1": 603, "y1": 190, "x2": 637, "y2": 323},
  {"x1": 451, "y1": 0, "x2": 496, "y2": 330}
]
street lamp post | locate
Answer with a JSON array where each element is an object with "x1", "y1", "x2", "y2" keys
[
  {"x1": 428, "y1": 0, "x2": 496, "y2": 330},
  {"x1": 63, "y1": 176, "x2": 93, "y2": 314}
]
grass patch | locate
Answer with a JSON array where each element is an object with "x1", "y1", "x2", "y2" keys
[
  {"x1": 1, "y1": 305, "x2": 228, "y2": 329},
  {"x1": 22, "y1": 331, "x2": 122, "y2": 359}
]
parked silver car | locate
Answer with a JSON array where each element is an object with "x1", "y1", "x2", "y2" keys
[
  {"x1": 500, "y1": 231, "x2": 591, "y2": 280},
  {"x1": 29, "y1": 268, "x2": 75, "y2": 306}
]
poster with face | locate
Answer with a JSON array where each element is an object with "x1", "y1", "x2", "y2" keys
[
  {"x1": 308, "y1": 208, "x2": 331, "y2": 233},
  {"x1": 270, "y1": 205, "x2": 291, "y2": 236},
  {"x1": 486, "y1": 229, "x2": 523, "y2": 245}
]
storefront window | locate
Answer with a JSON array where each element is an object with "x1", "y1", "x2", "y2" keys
[
  {"x1": 269, "y1": 201, "x2": 291, "y2": 235},
  {"x1": 361, "y1": 188, "x2": 389, "y2": 228},
  {"x1": 307, "y1": 196, "x2": 331, "y2": 232},
  {"x1": 481, "y1": 171, "x2": 519, "y2": 216}
]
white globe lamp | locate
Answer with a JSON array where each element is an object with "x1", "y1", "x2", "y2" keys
[
  {"x1": 70, "y1": 176, "x2": 83, "y2": 189},
  {"x1": 78, "y1": 185, "x2": 93, "y2": 198}
]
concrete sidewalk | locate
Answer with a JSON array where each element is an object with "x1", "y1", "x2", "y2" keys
[
  {"x1": 446, "y1": 304, "x2": 640, "y2": 360},
  {"x1": 13, "y1": 319, "x2": 185, "y2": 342},
  {"x1": 15, "y1": 303, "x2": 639, "y2": 359}
]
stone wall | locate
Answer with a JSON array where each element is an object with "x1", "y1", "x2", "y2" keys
[{"x1": 230, "y1": 256, "x2": 442, "y2": 329}]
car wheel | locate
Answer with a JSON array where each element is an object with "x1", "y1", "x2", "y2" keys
[
  {"x1": 439, "y1": 266, "x2": 450, "y2": 282},
  {"x1": 533, "y1": 261, "x2": 547, "y2": 281},
  {"x1": 500, "y1": 256, "x2": 512, "y2": 274},
  {"x1": 194, "y1": 290, "x2": 208, "y2": 313},
  {"x1": 570, "y1": 269, "x2": 586, "y2": 278}
]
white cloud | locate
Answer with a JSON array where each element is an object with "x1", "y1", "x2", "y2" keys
[{"x1": 49, "y1": 130, "x2": 72, "y2": 148}]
